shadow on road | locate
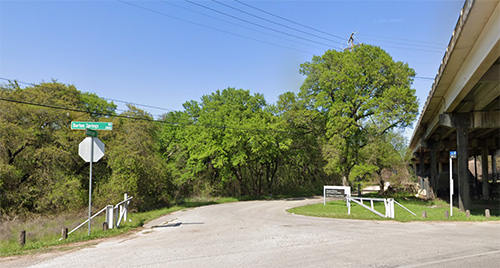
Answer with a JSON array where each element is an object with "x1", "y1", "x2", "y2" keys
[{"x1": 152, "y1": 222, "x2": 204, "y2": 228}]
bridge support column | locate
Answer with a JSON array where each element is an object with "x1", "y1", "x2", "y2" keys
[
  {"x1": 419, "y1": 153, "x2": 425, "y2": 179},
  {"x1": 457, "y1": 125, "x2": 470, "y2": 211},
  {"x1": 492, "y1": 153, "x2": 497, "y2": 184},
  {"x1": 481, "y1": 146, "x2": 490, "y2": 198},
  {"x1": 430, "y1": 145, "x2": 438, "y2": 197}
]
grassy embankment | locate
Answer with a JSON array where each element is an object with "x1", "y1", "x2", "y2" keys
[
  {"x1": 288, "y1": 196, "x2": 500, "y2": 222},
  {"x1": 0, "y1": 197, "x2": 238, "y2": 257}
]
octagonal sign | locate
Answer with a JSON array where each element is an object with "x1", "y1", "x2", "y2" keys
[{"x1": 79, "y1": 137, "x2": 105, "y2": 162}]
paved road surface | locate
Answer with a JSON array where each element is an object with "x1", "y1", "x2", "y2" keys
[{"x1": 2, "y1": 197, "x2": 499, "y2": 267}]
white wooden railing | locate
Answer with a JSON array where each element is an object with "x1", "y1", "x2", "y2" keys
[
  {"x1": 60, "y1": 193, "x2": 132, "y2": 240},
  {"x1": 347, "y1": 197, "x2": 416, "y2": 218}
]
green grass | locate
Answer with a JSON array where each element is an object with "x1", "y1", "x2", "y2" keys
[
  {"x1": 288, "y1": 198, "x2": 500, "y2": 222},
  {"x1": 0, "y1": 197, "x2": 239, "y2": 257}
]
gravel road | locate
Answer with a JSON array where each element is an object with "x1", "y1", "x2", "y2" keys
[{"x1": 2, "y1": 197, "x2": 499, "y2": 267}]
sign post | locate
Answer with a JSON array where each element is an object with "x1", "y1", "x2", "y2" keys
[
  {"x1": 449, "y1": 151, "x2": 457, "y2": 217},
  {"x1": 73, "y1": 122, "x2": 111, "y2": 235}
]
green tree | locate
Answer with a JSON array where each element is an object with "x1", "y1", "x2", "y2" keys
[
  {"x1": 80, "y1": 92, "x2": 117, "y2": 119},
  {"x1": 0, "y1": 81, "x2": 118, "y2": 215},
  {"x1": 97, "y1": 105, "x2": 172, "y2": 211},
  {"x1": 159, "y1": 88, "x2": 289, "y2": 197},
  {"x1": 299, "y1": 44, "x2": 418, "y2": 185}
]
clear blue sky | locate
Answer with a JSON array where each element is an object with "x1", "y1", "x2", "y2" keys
[{"x1": 1, "y1": 0, "x2": 464, "y2": 135}]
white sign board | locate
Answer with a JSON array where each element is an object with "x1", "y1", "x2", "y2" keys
[
  {"x1": 79, "y1": 137, "x2": 105, "y2": 162},
  {"x1": 323, "y1": 186, "x2": 351, "y2": 205}
]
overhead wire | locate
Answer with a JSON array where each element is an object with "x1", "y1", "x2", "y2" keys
[
  {"x1": 233, "y1": 0, "x2": 346, "y2": 41},
  {"x1": 211, "y1": 0, "x2": 343, "y2": 45},
  {"x1": 159, "y1": 0, "x2": 326, "y2": 51},
  {"x1": 0, "y1": 77, "x2": 177, "y2": 115},
  {"x1": 0, "y1": 78, "x2": 293, "y2": 134},
  {"x1": 184, "y1": 0, "x2": 339, "y2": 50},
  {"x1": 117, "y1": 0, "x2": 314, "y2": 54},
  {"x1": 358, "y1": 32, "x2": 447, "y2": 46}
]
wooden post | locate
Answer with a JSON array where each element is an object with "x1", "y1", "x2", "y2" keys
[
  {"x1": 103, "y1": 222, "x2": 108, "y2": 231},
  {"x1": 19, "y1": 230, "x2": 26, "y2": 247},
  {"x1": 61, "y1": 227, "x2": 68, "y2": 240}
]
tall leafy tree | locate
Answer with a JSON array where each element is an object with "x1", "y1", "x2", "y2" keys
[
  {"x1": 0, "y1": 81, "x2": 118, "y2": 215},
  {"x1": 299, "y1": 44, "x2": 418, "y2": 184}
]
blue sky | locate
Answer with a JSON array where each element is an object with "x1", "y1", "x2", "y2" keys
[{"x1": 1, "y1": 0, "x2": 464, "y2": 135}]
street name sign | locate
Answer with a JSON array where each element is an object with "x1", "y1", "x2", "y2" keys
[
  {"x1": 86, "y1": 128, "x2": 98, "y2": 137},
  {"x1": 71, "y1": 121, "x2": 113, "y2": 130}
]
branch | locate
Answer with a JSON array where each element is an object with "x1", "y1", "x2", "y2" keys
[{"x1": 8, "y1": 143, "x2": 28, "y2": 165}]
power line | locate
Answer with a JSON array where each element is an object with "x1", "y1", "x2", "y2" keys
[
  {"x1": 184, "y1": 0, "x2": 339, "y2": 50},
  {"x1": 159, "y1": 0, "x2": 326, "y2": 51},
  {"x1": 117, "y1": 0, "x2": 313, "y2": 54},
  {"x1": 0, "y1": 81, "x2": 293, "y2": 135},
  {"x1": 415, "y1": 76, "x2": 434, "y2": 80},
  {"x1": 234, "y1": 0, "x2": 346, "y2": 41},
  {"x1": 356, "y1": 36, "x2": 444, "y2": 50},
  {"x1": 362, "y1": 42, "x2": 444, "y2": 54},
  {"x1": 358, "y1": 32, "x2": 447, "y2": 46},
  {"x1": 212, "y1": 0, "x2": 342, "y2": 45},
  {"x1": 0, "y1": 77, "x2": 179, "y2": 114}
]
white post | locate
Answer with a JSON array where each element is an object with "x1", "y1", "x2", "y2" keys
[
  {"x1": 323, "y1": 186, "x2": 326, "y2": 205},
  {"x1": 450, "y1": 156, "x2": 454, "y2": 217},
  {"x1": 347, "y1": 198, "x2": 351, "y2": 215},
  {"x1": 106, "y1": 205, "x2": 114, "y2": 229},
  {"x1": 123, "y1": 193, "x2": 128, "y2": 221},
  {"x1": 390, "y1": 199, "x2": 395, "y2": 218}
]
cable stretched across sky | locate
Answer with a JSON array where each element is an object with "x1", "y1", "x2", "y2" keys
[
  {"x1": 159, "y1": 0, "x2": 328, "y2": 51},
  {"x1": 184, "y1": 0, "x2": 340, "y2": 49},
  {"x1": 0, "y1": 78, "x2": 295, "y2": 135},
  {"x1": 233, "y1": 0, "x2": 346, "y2": 41},
  {"x1": 117, "y1": 0, "x2": 317, "y2": 54},
  {"x1": 211, "y1": 0, "x2": 343, "y2": 45}
]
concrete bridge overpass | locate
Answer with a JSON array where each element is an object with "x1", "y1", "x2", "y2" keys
[{"x1": 409, "y1": 0, "x2": 499, "y2": 211}]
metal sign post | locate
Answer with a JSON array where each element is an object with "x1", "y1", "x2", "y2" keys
[
  {"x1": 88, "y1": 137, "x2": 94, "y2": 236},
  {"x1": 449, "y1": 151, "x2": 457, "y2": 217},
  {"x1": 78, "y1": 135, "x2": 106, "y2": 236}
]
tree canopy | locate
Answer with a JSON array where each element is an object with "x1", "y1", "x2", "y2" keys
[{"x1": 298, "y1": 44, "x2": 418, "y2": 184}]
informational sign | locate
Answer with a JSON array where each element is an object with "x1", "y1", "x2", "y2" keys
[
  {"x1": 450, "y1": 151, "x2": 457, "y2": 159},
  {"x1": 323, "y1": 186, "x2": 351, "y2": 205},
  {"x1": 71, "y1": 121, "x2": 113, "y2": 130},
  {"x1": 325, "y1": 188, "x2": 346, "y2": 198}
]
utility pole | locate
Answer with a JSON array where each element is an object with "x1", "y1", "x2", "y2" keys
[{"x1": 344, "y1": 32, "x2": 356, "y2": 51}]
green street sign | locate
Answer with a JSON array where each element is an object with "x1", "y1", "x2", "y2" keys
[
  {"x1": 86, "y1": 128, "x2": 98, "y2": 137},
  {"x1": 71, "y1": 122, "x2": 113, "y2": 130}
]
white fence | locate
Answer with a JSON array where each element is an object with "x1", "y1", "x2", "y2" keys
[
  {"x1": 60, "y1": 193, "x2": 132, "y2": 240},
  {"x1": 347, "y1": 197, "x2": 416, "y2": 219}
]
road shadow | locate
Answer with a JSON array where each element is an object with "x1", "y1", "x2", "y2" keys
[{"x1": 152, "y1": 222, "x2": 204, "y2": 228}]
